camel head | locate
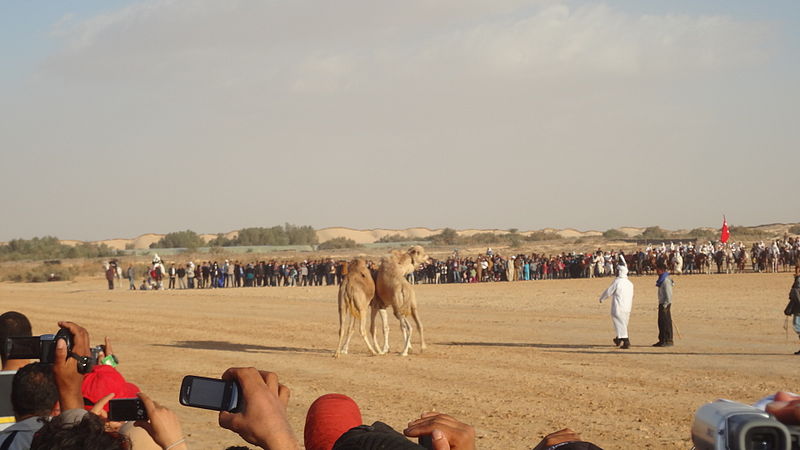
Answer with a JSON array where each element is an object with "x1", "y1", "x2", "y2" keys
[
  {"x1": 383, "y1": 245, "x2": 429, "y2": 276},
  {"x1": 407, "y1": 245, "x2": 429, "y2": 266}
]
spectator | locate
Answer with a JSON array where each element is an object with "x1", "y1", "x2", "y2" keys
[
  {"x1": 126, "y1": 265, "x2": 136, "y2": 290},
  {"x1": 29, "y1": 321, "x2": 186, "y2": 450},
  {"x1": 0, "y1": 363, "x2": 59, "y2": 449},
  {"x1": 783, "y1": 266, "x2": 800, "y2": 354},
  {"x1": 0, "y1": 312, "x2": 33, "y2": 371}
]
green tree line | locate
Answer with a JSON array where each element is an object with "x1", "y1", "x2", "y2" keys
[
  {"x1": 0, "y1": 236, "x2": 118, "y2": 261},
  {"x1": 150, "y1": 224, "x2": 319, "y2": 249}
]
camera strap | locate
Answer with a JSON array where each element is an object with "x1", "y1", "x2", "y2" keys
[{"x1": 68, "y1": 351, "x2": 95, "y2": 374}]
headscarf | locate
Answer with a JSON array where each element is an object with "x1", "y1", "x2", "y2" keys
[
  {"x1": 618, "y1": 265, "x2": 628, "y2": 278},
  {"x1": 656, "y1": 271, "x2": 670, "y2": 287}
]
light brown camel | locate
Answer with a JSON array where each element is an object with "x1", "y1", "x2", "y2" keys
[
  {"x1": 334, "y1": 258, "x2": 378, "y2": 358},
  {"x1": 371, "y1": 245, "x2": 429, "y2": 356}
]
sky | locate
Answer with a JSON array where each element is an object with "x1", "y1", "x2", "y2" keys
[{"x1": 1, "y1": 0, "x2": 798, "y2": 241}]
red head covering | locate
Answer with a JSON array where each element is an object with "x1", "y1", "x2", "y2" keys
[
  {"x1": 304, "y1": 394, "x2": 363, "y2": 450},
  {"x1": 81, "y1": 365, "x2": 140, "y2": 412}
]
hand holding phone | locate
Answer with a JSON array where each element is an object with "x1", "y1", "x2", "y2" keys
[
  {"x1": 216, "y1": 368, "x2": 299, "y2": 450},
  {"x1": 179, "y1": 376, "x2": 240, "y2": 412},
  {"x1": 109, "y1": 398, "x2": 148, "y2": 421},
  {"x1": 134, "y1": 392, "x2": 185, "y2": 450}
]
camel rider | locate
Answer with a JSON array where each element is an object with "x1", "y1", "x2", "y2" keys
[
  {"x1": 152, "y1": 254, "x2": 166, "y2": 290},
  {"x1": 599, "y1": 264, "x2": 634, "y2": 349}
]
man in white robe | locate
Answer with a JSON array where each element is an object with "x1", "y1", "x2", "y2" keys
[{"x1": 598, "y1": 264, "x2": 634, "y2": 349}]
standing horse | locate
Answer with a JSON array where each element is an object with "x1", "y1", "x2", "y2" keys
[
  {"x1": 695, "y1": 253, "x2": 710, "y2": 275},
  {"x1": 734, "y1": 248, "x2": 748, "y2": 273}
]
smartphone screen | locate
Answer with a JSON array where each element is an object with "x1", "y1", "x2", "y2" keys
[
  {"x1": 4, "y1": 336, "x2": 41, "y2": 360},
  {"x1": 179, "y1": 376, "x2": 239, "y2": 412},
  {"x1": 108, "y1": 398, "x2": 148, "y2": 421}
]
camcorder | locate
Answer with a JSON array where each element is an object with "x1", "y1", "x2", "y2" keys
[
  {"x1": 691, "y1": 399, "x2": 800, "y2": 450},
  {"x1": 3, "y1": 328, "x2": 73, "y2": 364}
]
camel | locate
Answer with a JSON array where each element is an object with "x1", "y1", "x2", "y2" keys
[
  {"x1": 333, "y1": 258, "x2": 378, "y2": 358},
  {"x1": 371, "y1": 245, "x2": 429, "y2": 356}
]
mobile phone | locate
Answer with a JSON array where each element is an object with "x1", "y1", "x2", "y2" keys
[
  {"x1": 179, "y1": 375, "x2": 240, "y2": 412},
  {"x1": 108, "y1": 398, "x2": 148, "y2": 421}
]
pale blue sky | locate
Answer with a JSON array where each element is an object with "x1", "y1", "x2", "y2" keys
[{"x1": 1, "y1": 1, "x2": 798, "y2": 241}]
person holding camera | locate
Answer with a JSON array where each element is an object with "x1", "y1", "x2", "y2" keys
[
  {"x1": 653, "y1": 264, "x2": 674, "y2": 347},
  {"x1": 14, "y1": 321, "x2": 187, "y2": 450},
  {"x1": 783, "y1": 266, "x2": 800, "y2": 354}
]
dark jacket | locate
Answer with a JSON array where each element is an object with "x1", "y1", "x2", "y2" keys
[{"x1": 784, "y1": 276, "x2": 800, "y2": 316}]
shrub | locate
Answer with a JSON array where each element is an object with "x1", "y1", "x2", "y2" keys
[
  {"x1": 215, "y1": 224, "x2": 318, "y2": 247},
  {"x1": 0, "y1": 264, "x2": 77, "y2": 283},
  {"x1": 318, "y1": 237, "x2": 359, "y2": 250},
  {"x1": 789, "y1": 225, "x2": 800, "y2": 235},
  {"x1": 427, "y1": 228, "x2": 460, "y2": 246},
  {"x1": 150, "y1": 230, "x2": 205, "y2": 249},
  {"x1": 525, "y1": 231, "x2": 561, "y2": 241},
  {"x1": 728, "y1": 226, "x2": 771, "y2": 240},
  {"x1": 686, "y1": 228, "x2": 716, "y2": 241},
  {"x1": 376, "y1": 234, "x2": 411, "y2": 243},
  {"x1": 0, "y1": 236, "x2": 118, "y2": 262},
  {"x1": 638, "y1": 226, "x2": 669, "y2": 239},
  {"x1": 602, "y1": 229, "x2": 627, "y2": 239}
]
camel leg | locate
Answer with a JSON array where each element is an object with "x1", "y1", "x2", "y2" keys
[
  {"x1": 411, "y1": 304, "x2": 426, "y2": 352},
  {"x1": 369, "y1": 305, "x2": 380, "y2": 353},
  {"x1": 400, "y1": 316, "x2": 410, "y2": 350},
  {"x1": 400, "y1": 317, "x2": 413, "y2": 356},
  {"x1": 369, "y1": 305, "x2": 383, "y2": 354},
  {"x1": 342, "y1": 314, "x2": 357, "y2": 355},
  {"x1": 335, "y1": 313, "x2": 352, "y2": 357},
  {"x1": 334, "y1": 298, "x2": 349, "y2": 358},
  {"x1": 379, "y1": 308, "x2": 390, "y2": 354},
  {"x1": 358, "y1": 313, "x2": 378, "y2": 355}
]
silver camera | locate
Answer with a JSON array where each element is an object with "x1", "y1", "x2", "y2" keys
[{"x1": 691, "y1": 399, "x2": 791, "y2": 450}]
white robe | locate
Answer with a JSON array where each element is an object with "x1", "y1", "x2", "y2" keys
[{"x1": 598, "y1": 267, "x2": 634, "y2": 339}]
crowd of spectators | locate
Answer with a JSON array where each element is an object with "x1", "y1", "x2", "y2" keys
[{"x1": 109, "y1": 236, "x2": 800, "y2": 291}]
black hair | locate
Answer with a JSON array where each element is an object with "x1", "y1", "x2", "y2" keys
[
  {"x1": 11, "y1": 362, "x2": 58, "y2": 418},
  {"x1": 30, "y1": 412, "x2": 129, "y2": 450},
  {"x1": 0, "y1": 311, "x2": 33, "y2": 364}
]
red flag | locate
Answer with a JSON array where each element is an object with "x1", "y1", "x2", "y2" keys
[{"x1": 721, "y1": 216, "x2": 730, "y2": 243}]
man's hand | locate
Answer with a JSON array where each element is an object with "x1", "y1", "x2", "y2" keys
[
  {"x1": 404, "y1": 412, "x2": 476, "y2": 450},
  {"x1": 135, "y1": 392, "x2": 186, "y2": 449},
  {"x1": 218, "y1": 368, "x2": 299, "y2": 450},
  {"x1": 766, "y1": 392, "x2": 800, "y2": 425},
  {"x1": 53, "y1": 321, "x2": 90, "y2": 411},
  {"x1": 89, "y1": 392, "x2": 115, "y2": 419},
  {"x1": 533, "y1": 428, "x2": 582, "y2": 450}
]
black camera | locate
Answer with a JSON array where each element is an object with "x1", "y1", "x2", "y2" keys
[{"x1": 3, "y1": 328, "x2": 73, "y2": 364}]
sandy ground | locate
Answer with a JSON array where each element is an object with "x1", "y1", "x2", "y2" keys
[{"x1": 0, "y1": 272, "x2": 796, "y2": 449}]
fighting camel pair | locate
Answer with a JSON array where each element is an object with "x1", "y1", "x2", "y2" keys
[{"x1": 334, "y1": 245, "x2": 428, "y2": 357}]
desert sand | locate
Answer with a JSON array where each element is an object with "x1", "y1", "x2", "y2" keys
[{"x1": 0, "y1": 272, "x2": 796, "y2": 449}]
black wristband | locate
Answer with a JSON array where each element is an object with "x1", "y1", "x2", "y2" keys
[{"x1": 68, "y1": 351, "x2": 95, "y2": 374}]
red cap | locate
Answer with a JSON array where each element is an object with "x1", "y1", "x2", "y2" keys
[
  {"x1": 304, "y1": 394, "x2": 362, "y2": 450},
  {"x1": 81, "y1": 365, "x2": 140, "y2": 411}
]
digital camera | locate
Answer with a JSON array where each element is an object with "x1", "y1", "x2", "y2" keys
[
  {"x1": 691, "y1": 399, "x2": 795, "y2": 450},
  {"x1": 3, "y1": 328, "x2": 73, "y2": 364}
]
